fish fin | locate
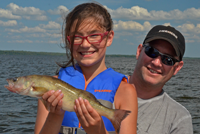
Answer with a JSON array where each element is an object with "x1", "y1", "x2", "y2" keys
[
  {"x1": 32, "y1": 86, "x2": 49, "y2": 111},
  {"x1": 110, "y1": 109, "x2": 131, "y2": 134},
  {"x1": 31, "y1": 86, "x2": 48, "y2": 98}
]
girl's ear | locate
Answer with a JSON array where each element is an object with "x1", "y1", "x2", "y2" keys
[
  {"x1": 106, "y1": 30, "x2": 114, "y2": 47},
  {"x1": 136, "y1": 44, "x2": 143, "y2": 60}
]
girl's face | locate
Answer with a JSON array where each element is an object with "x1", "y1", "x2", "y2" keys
[{"x1": 69, "y1": 18, "x2": 114, "y2": 68}]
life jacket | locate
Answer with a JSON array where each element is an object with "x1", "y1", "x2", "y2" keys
[{"x1": 58, "y1": 65, "x2": 127, "y2": 132}]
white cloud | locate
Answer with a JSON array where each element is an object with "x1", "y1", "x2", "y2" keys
[
  {"x1": 35, "y1": 40, "x2": 44, "y2": 43},
  {"x1": 22, "y1": 15, "x2": 47, "y2": 21},
  {"x1": 0, "y1": 20, "x2": 17, "y2": 26},
  {"x1": 7, "y1": 3, "x2": 45, "y2": 15},
  {"x1": 6, "y1": 3, "x2": 47, "y2": 21},
  {"x1": 48, "y1": 40, "x2": 59, "y2": 44},
  {"x1": 21, "y1": 26, "x2": 46, "y2": 32},
  {"x1": 114, "y1": 20, "x2": 151, "y2": 31},
  {"x1": 186, "y1": 39, "x2": 195, "y2": 43},
  {"x1": 143, "y1": 21, "x2": 151, "y2": 30},
  {"x1": 6, "y1": 26, "x2": 46, "y2": 33},
  {"x1": 48, "y1": 5, "x2": 69, "y2": 15},
  {"x1": 34, "y1": 15, "x2": 48, "y2": 21},
  {"x1": 163, "y1": 23, "x2": 171, "y2": 26},
  {"x1": 40, "y1": 21, "x2": 61, "y2": 29},
  {"x1": 188, "y1": 34, "x2": 200, "y2": 43},
  {"x1": 47, "y1": 33, "x2": 62, "y2": 38},
  {"x1": 107, "y1": 6, "x2": 151, "y2": 20},
  {"x1": 6, "y1": 29, "x2": 21, "y2": 33},
  {"x1": 27, "y1": 33, "x2": 46, "y2": 38},
  {"x1": 0, "y1": 8, "x2": 21, "y2": 19},
  {"x1": 176, "y1": 23, "x2": 200, "y2": 43},
  {"x1": 183, "y1": 8, "x2": 200, "y2": 19},
  {"x1": 107, "y1": 6, "x2": 200, "y2": 21},
  {"x1": 48, "y1": 5, "x2": 69, "y2": 21},
  {"x1": 10, "y1": 35, "x2": 21, "y2": 39},
  {"x1": 27, "y1": 33, "x2": 61, "y2": 38},
  {"x1": 177, "y1": 23, "x2": 200, "y2": 34},
  {"x1": 9, "y1": 40, "x2": 33, "y2": 43},
  {"x1": 23, "y1": 16, "x2": 31, "y2": 20}
]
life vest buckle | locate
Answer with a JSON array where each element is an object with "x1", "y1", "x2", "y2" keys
[{"x1": 59, "y1": 126, "x2": 86, "y2": 134}]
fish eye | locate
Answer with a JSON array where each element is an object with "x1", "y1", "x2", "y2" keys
[{"x1": 13, "y1": 77, "x2": 18, "y2": 82}]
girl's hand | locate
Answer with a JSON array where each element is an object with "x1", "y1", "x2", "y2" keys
[
  {"x1": 74, "y1": 97, "x2": 108, "y2": 134},
  {"x1": 42, "y1": 90, "x2": 65, "y2": 115}
]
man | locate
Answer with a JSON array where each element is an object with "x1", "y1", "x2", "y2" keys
[{"x1": 129, "y1": 25, "x2": 193, "y2": 134}]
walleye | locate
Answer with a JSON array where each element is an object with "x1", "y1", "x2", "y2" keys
[{"x1": 4, "y1": 75, "x2": 130, "y2": 133}]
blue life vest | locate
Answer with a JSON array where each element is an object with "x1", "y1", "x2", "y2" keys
[{"x1": 58, "y1": 65, "x2": 127, "y2": 131}]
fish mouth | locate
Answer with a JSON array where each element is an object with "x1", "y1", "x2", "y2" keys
[{"x1": 4, "y1": 79, "x2": 16, "y2": 93}]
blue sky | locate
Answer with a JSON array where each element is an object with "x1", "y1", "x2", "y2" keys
[{"x1": 1, "y1": 0, "x2": 200, "y2": 57}]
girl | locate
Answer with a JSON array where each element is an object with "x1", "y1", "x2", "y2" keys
[{"x1": 35, "y1": 2, "x2": 137, "y2": 134}]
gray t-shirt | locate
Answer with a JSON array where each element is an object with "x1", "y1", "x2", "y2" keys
[{"x1": 137, "y1": 90, "x2": 193, "y2": 134}]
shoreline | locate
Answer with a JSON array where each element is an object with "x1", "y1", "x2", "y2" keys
[{"x1": 0, "y1": 50, "x2": 136, "y2": 58}]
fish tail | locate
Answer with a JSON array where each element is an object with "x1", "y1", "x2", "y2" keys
[{"x1": 110, "y1": 109, "x2": 131, "y2": 134}]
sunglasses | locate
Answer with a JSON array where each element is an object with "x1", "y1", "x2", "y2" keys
[{"x1": 143, "y1": 44, "x2": 180, "y2": 66}]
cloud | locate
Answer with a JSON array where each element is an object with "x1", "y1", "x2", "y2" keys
[
  {"x1": 48, "y1": 40, "x2": 59, "y2": 44},
  {"x1": 176, "y1": 23, "x2": 200, "y2": 43},
  {"x1": 34, "y1": 15, "x2": 48, "y2": 21},
  {"x1": 6, "y1": 3, "x2": 47, "y2": 21},
  {"x1": 6, "y1": 26, "x2": 46, "y2": 33},
  {"x1": 47, "y1": 33, "x2": 62, "y2": 38},
  {"x1": 177, "y1": 23, "x2": 200, "y2": 34},
  {"x1": 16, "y1": 40, "x2": 33, "y2": 43},
  {"x1": 48, "y1": 5, "x2": 69, "y2": 21},
  {"x1": 48, "y1": 5, "x2": 69, "y2": 15},
  {"x1": 163, "y1": 23, "x2": 171, "y2": 26},
  {"x1": 107, "y1": 6, "x2": 151, "y2": 20},
  {"x1": 0, "y1": 8, "x2": 21, "y2": 19},
  {"x1": 40, "y1": 21, "x2": 61, "y2": 29},
  {"x1": 26, "y1": 33, "x2": 61, "y2": 38},
  {"x1": 20, "y1": 26, "x2": 46, "y2": 33},
  {"x1": 27, "y1": 33, "x2": 46, "y2": 38},
  {"x1": 8, "y1": 40, "x2": 33, "y2": 43},
  {"x1": 7, "y1": 3, "x2": 44, "y2": 15},
  {"x1": 5, "y1": 29, "x2": 21, "y2": 33},
  {"x1": 22, "y1": 15, "x2": 47, "y2": 21},
  {"x1": 183, "y1": 8, "x2": 200, "y2": 20},
  {"x1": 0, "y1": 20, "x2": 17, "y2": 26},
  {"x1": 106, "y1": 6, "x2": 200, "y2": 21},
  {"x1": 114, "y1": 20, "x2": 151, "y2": 31},
  {"x1": 35, "y1": 40, "x2": 44, "y2": 43},
  {"x1": 10, "y1": 35, "x2": 21, "y2": 39}
]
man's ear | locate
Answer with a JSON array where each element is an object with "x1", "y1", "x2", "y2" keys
[
  {"x1": 106, "y1": 30, "x2": 114, "y2": 47},
  {"x1": 173, "y1": 61, "x2": 184, "y2": 75},
  {"x1": 136, "y1": 44, "x2": 143, "y2": 60}
]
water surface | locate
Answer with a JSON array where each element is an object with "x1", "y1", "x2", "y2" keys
[{"x1": 0, "y1": 54, "x2": 199, "y2": 133}]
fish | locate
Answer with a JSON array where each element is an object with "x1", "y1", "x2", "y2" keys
[{"x1": 4, "y1": 75, "x2": 130, "y2": 134}]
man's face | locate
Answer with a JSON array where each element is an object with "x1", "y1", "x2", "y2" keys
[{"x1": 135, "y1": 39, "x2": 183, "y2": 87}]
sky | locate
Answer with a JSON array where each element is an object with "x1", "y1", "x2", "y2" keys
[{"x1": 0, "y1": 0, "x2": 200, "y2": 58}]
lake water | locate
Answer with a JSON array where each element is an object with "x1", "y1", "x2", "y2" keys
[{"x1": 0, "y1": 54, "x2": 199, "y2": 134}]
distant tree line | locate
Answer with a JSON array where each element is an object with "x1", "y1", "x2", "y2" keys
[
  {"x1": 0, "y1": 50, "x2": 136, "y2": 57},
  {"x1": 0, "y1": 50, "x2": 65, "y2": 56}
]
